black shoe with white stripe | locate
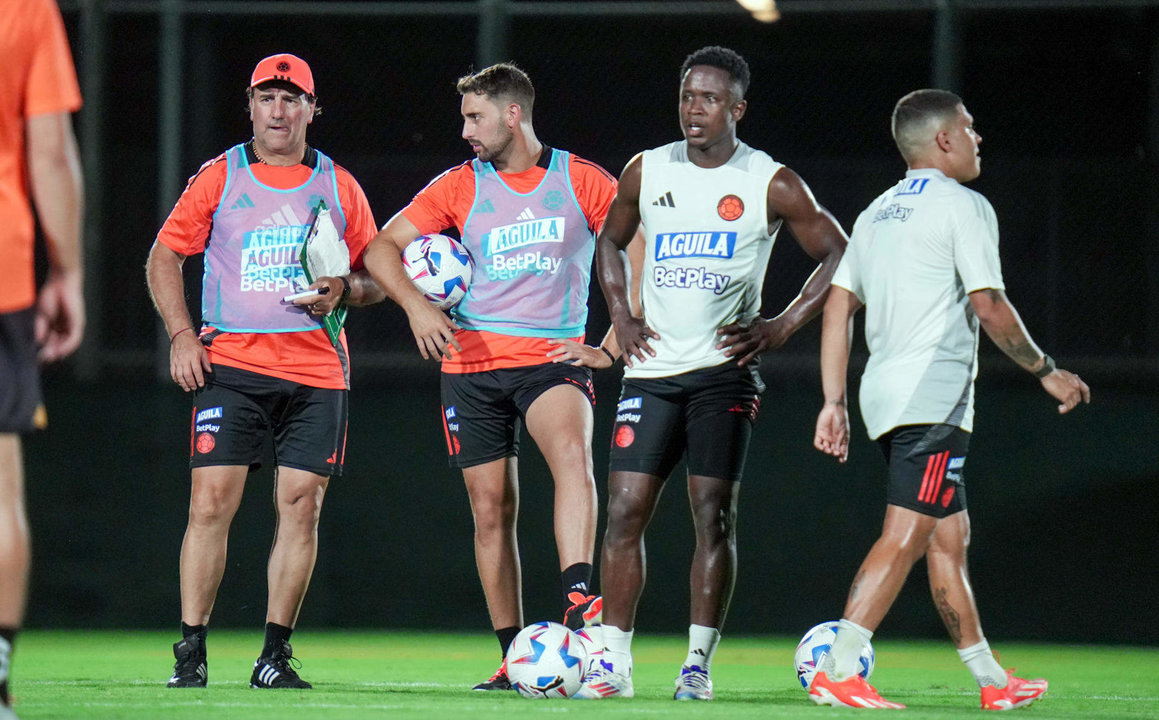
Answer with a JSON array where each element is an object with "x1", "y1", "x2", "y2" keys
[
  {"x1": 249, "y1": 641, "x2": 312, "y2": 689},
  {"x1": 167, "y1": 635, "x2": 207, "y2": 688}
]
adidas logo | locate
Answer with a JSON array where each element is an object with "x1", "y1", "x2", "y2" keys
[
  {"x1": 476, "y1": 199, "x2": 496, "y2": 213},
  {"x1": 255, "y1": 662, "x2": 282, "y2": 686},
  {"x1": 516, "y1": 207, "x2": 536, "y2": 221},
  {"x1": 652, "y1": 191, "x2": 675, "y2": 207},
  {"x1": 231, "y1": 193, "x2": 255, "y2": 210},
  {"x1": 259, "y1": 203, "x2": 305, "y2": 226}
]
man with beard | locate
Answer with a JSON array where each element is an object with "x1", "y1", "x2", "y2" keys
[{"x1": 363, "y1": 62, "x2": 617, "y2": 691}]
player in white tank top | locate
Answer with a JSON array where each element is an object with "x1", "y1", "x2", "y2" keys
[
  {"x1": 630, "y1": 140, "x2": 783, "y2": 378},
  {"x1": 576, "y1": 46, "x2": 849, "y2": 701}
]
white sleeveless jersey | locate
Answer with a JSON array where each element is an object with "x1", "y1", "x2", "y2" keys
[{"x1": 629, "y1": 140, "x2": 783, "y2": 379}]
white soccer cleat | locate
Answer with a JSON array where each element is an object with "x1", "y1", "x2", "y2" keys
[
  {"x1": 673, "y1": 664, "x2": 713, "y2": 700},
  {"x1": 573, "y1": 657, "x2": 634, "y2": 699}
]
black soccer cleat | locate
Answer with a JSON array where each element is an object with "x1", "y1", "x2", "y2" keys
[
  {"x1": 563, "y1": 592, "x2": 603, "y2": 631},
  {"x1": 168, "y1": 635, "x2": 207, "y2": 688},
  {"x1": 472, "y1": 658, "x2": 513, "y2": 691},
  {"x1": 250, "y1": 640, "x2": 312, "y2": 689}
]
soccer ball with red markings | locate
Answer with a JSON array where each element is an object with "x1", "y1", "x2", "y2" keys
[
  {"x1": 794, "y1": 621, "x2": 874, "y2": 690},
  {"x1": 507, "y1": 621, "x2": 588, "y2": 698},
  {"x1": 401, "y1": 233, "x2": 474, "y2": 310}
]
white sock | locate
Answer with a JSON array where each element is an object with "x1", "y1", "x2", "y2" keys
[
  {"x1": 683, "y1": 624, "x2": 721, "y2": 672},
  {"x1": 0, "y1": 635, "x2": 10, "y2": 686},
  {"x1": 829, "y1": 619, "x2": 874, "y2": 681},
  {"x1": 600, "y1": 624, "x2": 634, "y2": 675},
  {"x1": 958, "y1": 639, "x2": 1006, "y2": 688}
]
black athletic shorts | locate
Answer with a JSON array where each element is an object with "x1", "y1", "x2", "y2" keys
[
  {"x1": 190, "y1": 365, "x2": 348, "y2": 477},
  {"x1": 608, "y1": 361, "x2": 764, "y2": 482},
  {"x1": 440, "y1": 362, "x2": 595, "y2": 469},
  {"x1": 0, "y1": 308, "x2": 46, "y2": 433},
  {"x1": 878, "y1": 424, "x2": 970, "y2": 518}
]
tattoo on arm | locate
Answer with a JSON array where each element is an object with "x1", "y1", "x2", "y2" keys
[
  {"x1": 996, "y1": 338, "x2": 1041, "y2": 368},
  {"x1": 934, "y1": 587, "x2": 963, "y2": 644}
]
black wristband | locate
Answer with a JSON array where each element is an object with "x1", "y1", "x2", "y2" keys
[
  {"x1": 337, "y1": 275, "x2": 351, "y2": 301},
  {"x1": 601, "y1": 347, "x2": 616, "y2": 365},
  {"x1": 1033, "y1": 354, "x2": 1056, "y2": 379}
]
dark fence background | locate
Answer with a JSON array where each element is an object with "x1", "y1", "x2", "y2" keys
[{"x1": 25, "y1": 1, "x2": 1159, "y2": 644}]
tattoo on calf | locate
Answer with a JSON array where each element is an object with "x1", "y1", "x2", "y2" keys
[{"x1": 934, "y1": 587, "x2": 962, "y2": 644}]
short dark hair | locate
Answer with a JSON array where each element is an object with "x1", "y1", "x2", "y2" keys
[
  {"x1": 891, "y1": 89, "x2": 963, "y2": 161},
  {"x1": 680, "y1": 46, "x2": 751, "y2": 100},
  {"x1": 456, "y1": 62, "x2": 535, "y2": 117}
]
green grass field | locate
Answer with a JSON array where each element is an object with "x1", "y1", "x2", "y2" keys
[{"x1": 10, "y1": 630, "x2": 1156, "y2": 719}]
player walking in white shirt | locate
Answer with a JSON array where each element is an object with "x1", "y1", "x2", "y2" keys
[{"x1": 810, "y1": 89, "x2": 1089, "y2": 710}]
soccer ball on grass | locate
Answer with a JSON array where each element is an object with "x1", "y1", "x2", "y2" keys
[
  {"x1": 794, "y1": 620, "x2": 875, "y2": 690},
  {"x1": 506, "y1": 621, "x2": 588, "y2": 698}
]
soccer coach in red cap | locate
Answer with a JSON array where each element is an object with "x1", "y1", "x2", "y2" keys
[{"x1": 146, "y1": 53, "x2": 384, "y2": 689}]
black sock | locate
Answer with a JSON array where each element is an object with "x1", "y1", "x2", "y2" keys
[
  {"x1": 262, "y1": 622, "x2": 293, "y2": 658},
  {"x1": 181, "y1": 622, "x2": 207, "y2": 641},
  {"x1": 561, "y1": 562, "x2": 593, "y2": 611},
  {"x1": 496, "y1": 626, "x2": 520, "y2": 658},
  {"x1": 0, "y1": 627, "x2": 15, "y2": 706}
]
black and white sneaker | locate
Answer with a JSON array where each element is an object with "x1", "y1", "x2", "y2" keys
[
  {"x1": 249, "y1": 641, "x2": 312, "y2": 689},
  {"x1": 167, "y1": 635, "x2": 207, "y2": 688},
  {"x1": 472, "y1": 658, "x2": 513, "y2": 691}
]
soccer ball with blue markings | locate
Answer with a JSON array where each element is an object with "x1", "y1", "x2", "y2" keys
[
  {"x1": 402, "y1": 233, "x2": 473, "y2": 310},
  {"x1": 507, "y1": 621, "x2": 588, "y2": 698},
  {"x1": 794, "y1": 621, "x2": 874, "y2": 690}
]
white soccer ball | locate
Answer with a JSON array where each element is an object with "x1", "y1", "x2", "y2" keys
[
  {"x1": 401, "y1": 233, "x2": 473, "y2": 310},
  {"x1": 794, "y1": 621, "x2": 875, "y2": 690},
  {"x1": 572, "y1": 624, "x2": 604, "y2": 676},
  {"x1": 506, "y1": 621, "x2": 588, "y2": 698}
]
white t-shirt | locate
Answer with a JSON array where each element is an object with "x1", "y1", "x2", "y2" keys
[
  {"x1": 833, "y1": 168, "x2": 1004, "y2": 439},
  {"x1": 630, "y1": 140, "x2": 783, "y2": 379}
]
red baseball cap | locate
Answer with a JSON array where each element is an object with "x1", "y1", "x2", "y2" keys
[{"x1": 250, "y1": 53, "x2": 315, "y2": 96}]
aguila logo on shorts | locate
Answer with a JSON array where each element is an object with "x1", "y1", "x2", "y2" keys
[
  {"x1": 616, "y1": 396, "x2": 642, "y2": 424},
  {"x1": 614, "y1": 425, "x2": 635, "y2": 448},
  {"x1": 195, "y1": 407, "x2": 222, "y2": 423},
  {"x1": 717, "y1": 194, "x2": 744, "y2": 221},
  {"x1": 945, "y1": 455, "x2": 965, "y2": 483},
  {"x1": 195, "y1": 433, "x2": 216, "y2": 454}
]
